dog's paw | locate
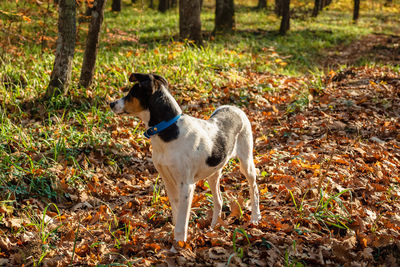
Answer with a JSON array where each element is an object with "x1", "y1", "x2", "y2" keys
[
  {"x1": 169, "y1": 245, "x2": 178, "y2": 253},
  {"x1": 250, "y1": 213, "x2": 261, "y2": 225}
]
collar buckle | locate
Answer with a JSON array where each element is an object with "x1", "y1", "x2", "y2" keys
[{"x1": 144, "y1": 114, "x2": 182, "y2": 138}]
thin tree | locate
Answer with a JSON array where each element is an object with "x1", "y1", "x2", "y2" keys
[
  {"x1": 257, "y1": 0, "x2": 267, "y2": 9},
  {"x1": 159, "y1": 0, "x2": 170, "y2": 12},
  {"x1": 312, "y1": 0, "x2": 320, "y2": 17},
  {"x1": 353, "y1": 0, "x2": 360, "y2": 22},
  {"x1": 179, "y1": 0, "x2": 203, "y2": 45},
  {"x1": 274, "y1": 0, "x2": 283, "y2": 16},
  {"x1": 45, "y1": 0, "x2": 76, "y2": 98},
  {"x1": 112, "y1": 0, "x2": 121, "y2": 11},
  {"x1": 79, "y1": 0, "x2": 107, "y2": 88},
  {"x1": 385, "y1": 0, "x2": 393, "y2": 6},
  {"x1": 214, "y1": 0, "x2": 235, "y2": 33},
  {"x1": 279, "y1": 0, "x2": 290, "y2": 35}
]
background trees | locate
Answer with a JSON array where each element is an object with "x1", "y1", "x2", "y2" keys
[
  {"x1": 257, "y1": 0, "x2": 267, "y2": 9},
  {"x1": 112, "y1": 0, "x2": 122, "y2": 12},
  {"x1": 279, "y1": 0, "x2": 290, "y2": 35},
  {"x1": 214, "y1": 0, "x2": 235, "y2": 32},
  {"x1": 179, "y1": 0, "x2": 203, "y2": 45},
  {"x1": 29, "y1": 0, "x2": 394, "y2": 96},
  {"x1": 159, "y1": 0, "x2": 176, "y2": 12},
  {"x1": 45, "y1": 0, "x2": 76, "y2": 98},
  {"x1": 353, "y1": 0, "x2": 361, "y2": 22},
  {"x1": 79, "y1": 0, "x2": 107, "y2": 88}
]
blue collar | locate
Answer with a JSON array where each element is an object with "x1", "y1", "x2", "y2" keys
[{"x1": 144, "y1": 114, "x2": 182, "y2": 138}]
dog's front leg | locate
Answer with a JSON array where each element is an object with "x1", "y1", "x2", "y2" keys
[
  {"x1": 163, "y1": 179, "x2": 178, "y2": 225},
  {"x1": 174, "y1": 182, "x2": 195, "y2": 242},
  {"x1": 154, "y1": 164, "x2": 179, "y2": 225}
]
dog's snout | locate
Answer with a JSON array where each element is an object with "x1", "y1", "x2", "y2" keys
[{"x1": 109, "y1": 102, "x2": 116, "y2": 109}]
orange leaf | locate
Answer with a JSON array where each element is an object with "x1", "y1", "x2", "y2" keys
[{"x1": 361, "y1": 238, "x2": 368, "y2": 248}]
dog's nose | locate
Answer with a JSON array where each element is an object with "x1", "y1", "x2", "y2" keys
[{"x1": 109, "y1": 102, "x2": 116, "y2": 109}]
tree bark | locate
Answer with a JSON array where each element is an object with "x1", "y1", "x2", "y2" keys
[
  {"x1": 214, "y1": 0, "x2": 235, "y2": 32},
  {"x1": 353, "y1": 0, "x2": 360, "y2": 22},
  {"x1": 385, "y1": 0, "x2": 393, "y2": 6},
  {"x1": 45, "y1": 0, "x2": 76, "y2": 98},
  {"x1": 159, "y1": 0, "x2": 169, "y2": 12},
  {"x1": 312, "y1": 0, "x2": 320, "y2": 17},
  {"x1": 319, "y1": 0, "x2": 325, "y2": 10},
  {"x1": 257, "y1": 0, "x2": 267, "y2": 9},
  {"x1": 279, "y1": 0, "x2": 290, "y2": 35},
  {"x1": 179, "y1": 0, "x2": 203, "y2": 45},
  {"x1": 112, "y1": 0, "x2": 121, "y2": 11},
  {"x1": 79, "y1": 0, "x2": 107, "y2": 88},
  {"x1": 274, "y1": 0, "x2": 283, "y2": 16}
]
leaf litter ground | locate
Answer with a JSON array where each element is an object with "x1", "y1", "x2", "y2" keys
[{"x1": 1, "y1": 64, "x2": 399, "y2": 266}]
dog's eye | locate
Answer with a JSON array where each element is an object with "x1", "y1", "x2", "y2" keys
[{"x1": 121, "y1": 86, "x2": 130, "y2": 93}]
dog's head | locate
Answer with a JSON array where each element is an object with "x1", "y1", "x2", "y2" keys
[{"x1": 109, "y1": 73, "x2": 168, "y2": 115}]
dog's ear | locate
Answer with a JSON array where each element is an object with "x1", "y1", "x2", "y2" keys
[
  {"x1": 152, "y1": 74, "x2": 168, "y2": 88},
  {"x1": 129, "y1": 73, "x2": 153, "y2": 83}
]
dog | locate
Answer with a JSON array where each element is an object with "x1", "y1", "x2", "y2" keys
[{"x1": 110, "y1": 73, "x2": 261, "y2": 246}]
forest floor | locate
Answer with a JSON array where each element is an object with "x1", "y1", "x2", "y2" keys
[
  {"x1": 1, "y1": 1, "x2": 400, "y2": 266},
  {"x1": 1, "y1": 42, "x2": 399, "y2": 266}
]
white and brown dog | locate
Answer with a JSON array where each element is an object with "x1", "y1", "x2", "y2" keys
[{"x1": 110, "y1": 73, "x2": 261, "y2": 247}]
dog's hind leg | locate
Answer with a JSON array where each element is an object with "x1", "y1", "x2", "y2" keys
[
  {"x1": 207, "y1": 171, "x2": 223, "y2": 228},
  {"x1": 237, "y1": 129, "x2": 261, "y2": 224}
]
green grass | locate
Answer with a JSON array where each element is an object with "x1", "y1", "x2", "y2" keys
[{"x1": 0, "y1": 0, "x2": 399, "y2": 201}]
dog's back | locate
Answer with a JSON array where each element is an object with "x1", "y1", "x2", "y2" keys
[{"x1": 151, "y1": 105, "x2": 254, "y2": 183}]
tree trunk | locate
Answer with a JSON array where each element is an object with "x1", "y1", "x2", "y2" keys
[
  {"x1": 312, "y1": 0, "x2": 320, "y2": 17},
  {"x1": 79, "y1": 0, "x2": 106, "y2": 88},
  {"x1": 353, "y1": 0, "x2": 360, "y2": 22},
  {"x1": 179, "y1": 0, "x2": 203, "y2": 45},
  {"x1": 45, "y1": 0, "x2": 76, "y2": 98},
  {"x1": 214, "y1": 0, "x2": 235, "y2": 32},
  {"x1": 257, "y1": 0, "x2": 267, "y2": 9},
  {"x1": 385, "y1": 0, "x2": 393, "y2": 6},
  {"x1": 274, "y1": 0, "x2": 284, "y2": 16},
  {"x1": 159, "y1": 0, "x2": 169, "y2": 12},
  {"x1": 112, "y1": 0, "x2": 121, "y2": 11},
  {"x1": 319, "y1": 0, "x2": 325, "y2": 10},
  {"x1": 171, "y1": 0, "x2": 177, "y2": 8},
  {"x1": 279, "y1": 0, "x2": 290, "y2": 35}
]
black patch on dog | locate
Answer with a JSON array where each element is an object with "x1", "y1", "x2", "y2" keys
[
  {"x1": 147, "y1": 82, "x2": 180, "y2": 142},
  {"x1": 148, "y1": 89, "x2": 180, "y2": 142},
  {"x1": 206, "y1": 107, "x2": 242, "y2": 167},
  {"x1": 206, "y1": 133, "x2": 227, "y2": 167},
  {"x1": 126, "y1": 74, "x2": 181, "y2": 142},
  {"x1": 125, "y1": 82, "x2": 151, "y2": 110}
]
